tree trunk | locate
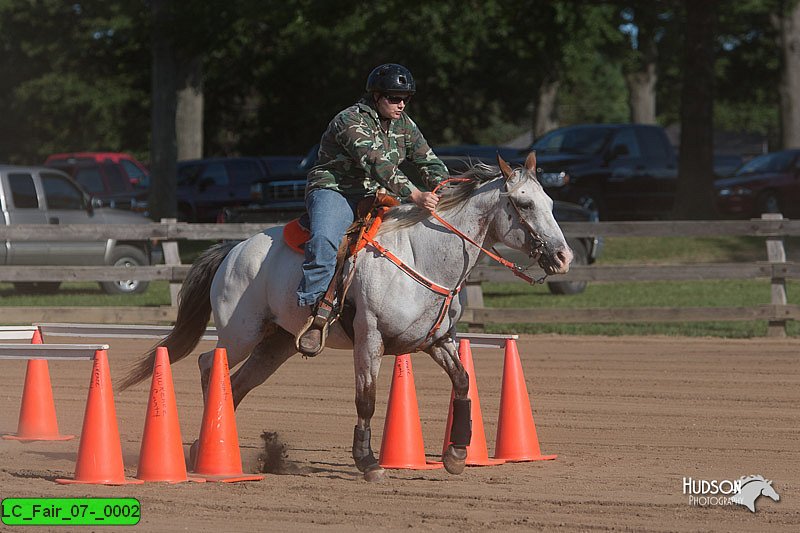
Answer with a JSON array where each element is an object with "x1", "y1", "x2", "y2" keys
[
  {"x1": 149, "y1": 0, "x2": 178, "y2": 221},
  {"x1": 176, "y1": 55, "x2": 204, "y2": 161},
  {"x1": 534, "y1": 78, "x2": 560, "y2": 138},
  {"x1": 779, "y1": 0, "x2": 800, "y2": 148},
  {"x1": 626, "y1": 62, "x2": 657, "y2": 124},
  {"x1": 673, "y1": 1, "x2": 716, "y2": 220}
]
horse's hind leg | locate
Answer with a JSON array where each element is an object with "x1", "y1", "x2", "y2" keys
[
  {"x1": 426, "y1": 337, "x2": 470, "y2": 475},
  {"x1": 198, "y1": 321, "x2": 267, "y2": 403},
  {"x1": 191, "y1": 325, "x2": 291, "y2": 468},
  {"x1": 229, "y1": 328, "x2": 296, "y2": 409}
]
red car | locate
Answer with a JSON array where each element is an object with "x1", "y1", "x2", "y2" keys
[
  {"x1": 44, "y1": 152, "x2": 149, "y2": 210},
  {"x1": 715, "y1": 149, "x2": 800, "y2": 218}
]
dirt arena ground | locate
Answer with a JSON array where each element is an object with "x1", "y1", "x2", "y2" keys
[{"x1": 0, "y1": 334, "x2": 798, "y2": 531}]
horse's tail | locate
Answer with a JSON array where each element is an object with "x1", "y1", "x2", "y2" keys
[{"x1": 117, "y1": 240, "x2": 237, "y2": 391}]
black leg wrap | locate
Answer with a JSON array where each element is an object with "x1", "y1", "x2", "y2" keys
[
  {"x1": 450, "y1": 398, "x2": 472, "y2": 448},
  {"x1": 352, "y1": 426, "x2": 378, "y2": 472}
]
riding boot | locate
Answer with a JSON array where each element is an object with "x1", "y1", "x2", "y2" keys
[
  {"x1": 296, "y1": 300, "x2": 333, "y2": 357},
  {"x1": 297, "y1": 323, "x2": 324, "y2": 356}
]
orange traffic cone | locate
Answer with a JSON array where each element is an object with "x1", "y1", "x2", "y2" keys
[
  {"x1": 4, "y1": 329, "x2": 74, "y2": 442},
  {"x1": 442, "y1": 339, "x2": 505, "y2": 466},
  {"x1": 191, "y1": 348, "x2": 263, "y2": 482},
  {"x1": 136, "y1": 347, "x2": 203, "y2": 482},
  {"x1": 493, "y1": 339, "x2": 556, "y2": 462},
  {"x1": 379, "y1": 354, "x2": 442, "y2": 470},
  {"x1": 57, "y1": 349, "x2": 143, "y2": 485}
]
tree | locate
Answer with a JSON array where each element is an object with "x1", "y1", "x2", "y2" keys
[
  {"x1": 149, "y1": 0, "x2": 178, "y2": 220},
  {"x1": 673, "y1": 0, "x2": 716, "y2": 219},
  {"x1": 618, "y1": 4, "x2": 674, "y2": 124},
  {"x1": 778, "y1": 0, "x2": 800, "y2": 148}
]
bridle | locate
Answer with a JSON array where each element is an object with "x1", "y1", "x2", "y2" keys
[{"x1": 430, "y1": 177, "x2": 550, "y2": 285}]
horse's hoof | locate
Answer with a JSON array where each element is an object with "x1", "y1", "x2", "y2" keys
[
  {"x1": 189, "y1": 439, "x2": 200, "y2": 470},
  {"x1": 442, "y1": 445, "x2": 467, "y2": 475},
  {"x1": 364, "y1": 466, "x2": 386, "y2": 482}
]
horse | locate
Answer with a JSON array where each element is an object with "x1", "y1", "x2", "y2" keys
[
  {"x1": 731, "y1": 475, "x2": 780, "y2": 512},
  {"x1": 120, "y1": 153, "x2": 573, "y2": 482}
]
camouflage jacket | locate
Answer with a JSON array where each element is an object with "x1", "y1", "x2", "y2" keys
[{"x1": 306, "y1": 97, "x2": 447, "y2": 199}]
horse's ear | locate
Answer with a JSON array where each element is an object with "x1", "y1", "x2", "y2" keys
[
  {"x1": 524, "y1": 151, "x2": 537, "y2": 171},
  {"x1": 497, "y1": 154, "x2": 513, "y2": 180}
]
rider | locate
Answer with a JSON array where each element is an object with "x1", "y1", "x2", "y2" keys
[{"x1": 296, "y1": 63, "x2": 448, "y2": 356}]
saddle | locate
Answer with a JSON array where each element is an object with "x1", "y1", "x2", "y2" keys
[{"x1": 292, "y1": 193, "x2": 399, "y2": 356}]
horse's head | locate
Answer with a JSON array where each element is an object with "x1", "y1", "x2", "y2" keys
[{"x1": 493, "y1": 152, "x2": 573, "y2": 275}]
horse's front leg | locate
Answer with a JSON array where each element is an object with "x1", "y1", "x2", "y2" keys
[
  {"x1": 427, "y1": 337, "x2": 471, "y2": 474},
  {"x1": 352, "y1": 331, "x2": 385, "y2": 482}
]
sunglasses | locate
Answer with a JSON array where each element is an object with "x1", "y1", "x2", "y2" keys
[{"x1": 382, "y1": 94, "x2": 412, "y2": 104}]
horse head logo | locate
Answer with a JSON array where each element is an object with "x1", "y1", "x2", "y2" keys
[{"x1": 731, "y1": 475, "x2": 780, "y2": 513}]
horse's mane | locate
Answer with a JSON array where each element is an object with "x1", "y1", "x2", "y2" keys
[
  {"x1": 379, "y1": 162, "x2": 501, "y2": 234},
  {"x1": 740, "y1": 475, "x2": 769, "y2": 485}
]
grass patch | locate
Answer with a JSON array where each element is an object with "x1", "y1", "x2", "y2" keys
[
  {"x1": 480, "y1": 279, "x2": 799, "y2": 337},
  {"x1": 0, "y1": 281, "x2": 171, "y2": 307},
  {"x1": 179, "y1": 240, "x2": 219, "y2": 263},
  {"x1": 600, "y1": 236, "x2": 767, "y2": 264}
]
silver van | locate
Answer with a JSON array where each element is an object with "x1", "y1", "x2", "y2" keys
[{"x1": 0, "y1": 165, "x2": 156, "y2": 294}]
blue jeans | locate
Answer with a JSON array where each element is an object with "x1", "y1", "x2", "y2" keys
[{"x1": 296, "y1": 188, "x2": 359, "y2": 307}]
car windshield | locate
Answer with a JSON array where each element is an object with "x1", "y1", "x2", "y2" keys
[
  {"x1": 532, "y1": 127, "x2": 614, "y2": 155},
  {"x1": 736, "y1": 152, "x2": 795, "y2": 175}
]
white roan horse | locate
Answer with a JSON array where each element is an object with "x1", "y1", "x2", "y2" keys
[{"x1": 121, "y1": 154, "x2": 572, "y2": 481}]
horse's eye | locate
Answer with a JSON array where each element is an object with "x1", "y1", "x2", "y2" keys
[{"x1": 514, "y1": 198, "x2": 535, "y2": 210}]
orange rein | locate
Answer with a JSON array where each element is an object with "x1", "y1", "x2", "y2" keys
[{"x1": 430, "y1": 178, "x2": 537, "y2": 284}]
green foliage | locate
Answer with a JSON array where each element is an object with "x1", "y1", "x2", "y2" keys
[
  {"x1": 0, "y1": 0, "x2": 149, "y2": 163},
  {"x1": 0, "y1": 0, "x2": 791, "y2": 162}
]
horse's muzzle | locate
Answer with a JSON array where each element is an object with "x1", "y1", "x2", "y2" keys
[{"x1": 538, "y1": 244, "x2": 573, "y2": 275}]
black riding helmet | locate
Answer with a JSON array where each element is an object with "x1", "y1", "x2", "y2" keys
[{"x1": 365, "y1": 64, "x2": 416, "y2": 95}]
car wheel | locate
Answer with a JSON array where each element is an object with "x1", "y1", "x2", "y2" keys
[
  {"x1": 100, "y1": 245, "x2": 149, "y2": 295},
  {"x1": 547, "y1": 239, "x2": 588, "y2": 295},
  {"x1": 756, "y1": 191, "x2": 781, "y2": 215},
  {"x1": 13, "y1": 282, "x2": 62, "y2": 294}
]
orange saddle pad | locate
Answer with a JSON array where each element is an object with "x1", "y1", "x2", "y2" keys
[
  {"x1": 283, "y1": 218, "x2": 310, "y2": 254},
  {"x1": 282, "y1": 207, "x2": 390, "y2": 255}
]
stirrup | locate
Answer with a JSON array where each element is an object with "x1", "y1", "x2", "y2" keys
[{"x1": 295, "y1": 311, "x2": 330, "y2": 357}]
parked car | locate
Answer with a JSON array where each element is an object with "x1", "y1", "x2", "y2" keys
[
  {"x1": 713, "y1": 154, "x2": 744, "y2": 178},
  {"x1": 715, "y1": 149, "x2": 800, "y2": 218},
  {"x1": 222, "y1": 151, "x2": 602, "y2": 295},
  {"x1": 44, "y1": 152, "x2": 149, "y2": 210},
  {"x1": 176, "y1": 157, "x2": 278, "y2": 222},
  {"x1": 0, "y1": 165, "x2": 157, "y2": 294},
  {"x1": 499, "y1": 124, "x2": 678, "y2": 220}
]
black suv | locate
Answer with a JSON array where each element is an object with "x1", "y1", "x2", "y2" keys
[
  {"x1": 176, "y1": 157, "x2": 281, "y2": 222},
  {"x1": 509, "y1": 124, "x2": 678, "y2": 220}
]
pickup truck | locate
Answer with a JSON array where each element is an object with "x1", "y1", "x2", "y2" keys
[
  {"x1": 0, "y1": 164, "x2": 157, "y2": 294},
  {"x1": 176, "y1": 156, "x2": 302, "y2": 222},
  {"x1": 505, "y1": 123, "x2": 678, "y2": 220},
  {"x1": 44, "y1": 152, "x2": 150, "y2": 212}
]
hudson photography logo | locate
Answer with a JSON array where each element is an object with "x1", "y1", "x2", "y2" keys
[{"x1": 682, "y1": 475, "x2": 780, "y2": 512}]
